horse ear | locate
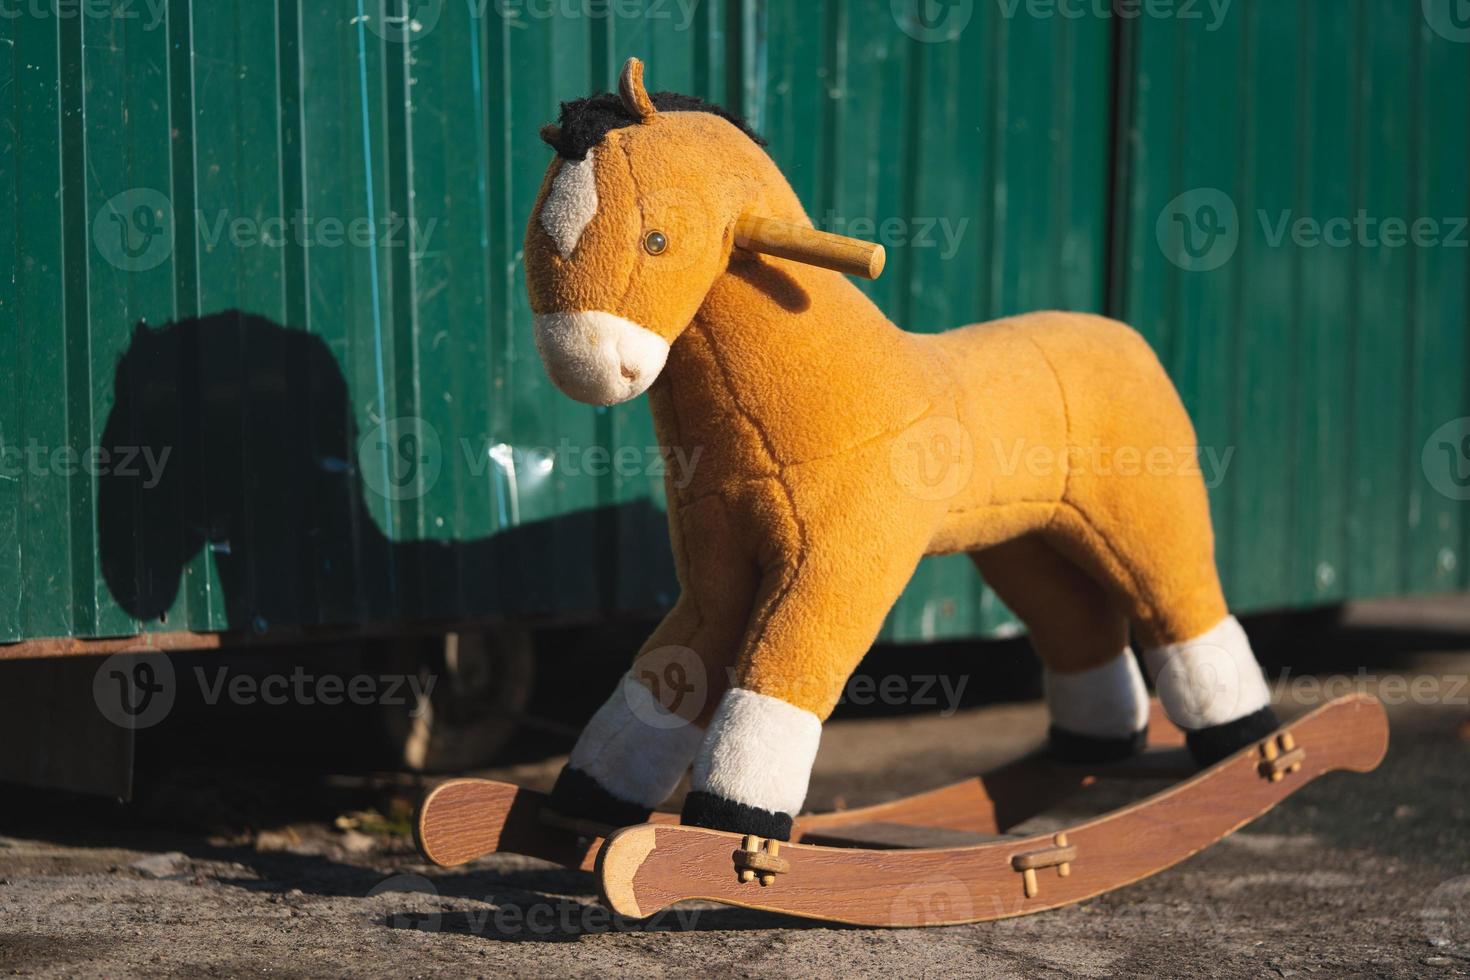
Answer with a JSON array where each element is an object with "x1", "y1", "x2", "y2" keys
[{"x1": 618, "y1": 57, "x2": 657, "y2": 122}]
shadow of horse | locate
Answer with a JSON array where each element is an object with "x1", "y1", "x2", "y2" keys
[{"x1": 96, "y1": 311, "x2": 675, "y2": 633}]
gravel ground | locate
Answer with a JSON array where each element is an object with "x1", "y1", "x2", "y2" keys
[{"x1": 1, "y1": 601, "x2": 1468, "y2": 978}]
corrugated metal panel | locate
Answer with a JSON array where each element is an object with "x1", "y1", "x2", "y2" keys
[
  {"x1": 0, "y1": 3, "x2": 19, "y2": 636},
  {"x1": 1116, "y1": 1, "x2": 1470, "y2": 614},
  {"x1": 1, "y1": 1, "x2": 1465, "y2": 651}
]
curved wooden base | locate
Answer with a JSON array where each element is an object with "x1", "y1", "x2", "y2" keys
[
  {"x1": 595, "y1": 694, "x2": 1388, "y2": 926},
  {"x1": 416, "y1": 701, "x2": 1187, "y2": 869}
]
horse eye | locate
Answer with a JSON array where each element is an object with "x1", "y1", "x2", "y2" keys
[{"x1": 643, "y1": 230, "x2": 667, "y2": 255}]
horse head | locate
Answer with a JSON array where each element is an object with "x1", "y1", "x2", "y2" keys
[{"x1": 524, "y1": 57, "x2": 882, "y2": 407}]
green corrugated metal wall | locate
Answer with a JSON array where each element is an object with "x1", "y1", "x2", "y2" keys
[
  {"x1": 1117, "y1": 0, "x2": 1470, "y2": 616},
  {"x1": 0, "y1": 1, "x2": 1465, "y2": 649}
]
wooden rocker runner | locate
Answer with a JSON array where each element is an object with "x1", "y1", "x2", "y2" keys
[{"x1": 417, "y1": 693, "x2": 1387, "y2": 927}]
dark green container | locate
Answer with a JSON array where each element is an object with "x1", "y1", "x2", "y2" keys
[{"x1": 1, "y1": 0, "x2": 1465, "y2": 652}]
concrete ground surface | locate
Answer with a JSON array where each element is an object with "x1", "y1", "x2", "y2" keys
[{"x1": 1, "y1": 599, "x2": 1468, "y2": 978}]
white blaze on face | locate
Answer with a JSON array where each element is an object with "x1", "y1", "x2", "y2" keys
[
  {"x1": 539, "y1": 149, "x2": 599, "y2": 258},
  {"x1": 533, "y1": 310, "x2": 670, "y2": 405}
]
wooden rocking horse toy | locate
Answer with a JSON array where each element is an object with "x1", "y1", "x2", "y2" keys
[{"x1": 416, "y1": 58, "x2": 1388, "y2": 926}]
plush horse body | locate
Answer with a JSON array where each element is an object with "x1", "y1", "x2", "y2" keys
[{"x1": 527, "y1": 60, "x2": 1276, "y2": 840}]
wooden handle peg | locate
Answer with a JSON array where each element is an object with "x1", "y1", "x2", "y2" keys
[{"x1": 734, "y1": 215, "x2": 886, "y2": 280}]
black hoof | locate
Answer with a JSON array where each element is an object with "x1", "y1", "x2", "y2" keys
[
  {"x1": 545, "y1": 765, "x2": 653, "y2": 829},
  {"x1": 1185, "y1": 706, "x2": 1281, "y2": 768},
  {"x1": 1047, "y1": 725, "x2": 1148, "y2": 765},
  {"x1": 681, "y1": 791, "x2": 793, "y2": 841}
]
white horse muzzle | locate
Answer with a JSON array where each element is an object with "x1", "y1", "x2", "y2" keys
[{"x1": 533, "y1": 310, "x2": 670, "y2": 405}]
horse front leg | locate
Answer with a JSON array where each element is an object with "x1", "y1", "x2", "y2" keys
[
  {"x1": 679, "y1": 476, "x2": 933, "y2": 840},
  {"x1": 547, "y1": 494, "x2": 758, "y2": 827}
]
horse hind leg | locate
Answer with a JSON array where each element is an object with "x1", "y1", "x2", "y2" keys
[
  {"x1": 971, "y1": 536, "x2": 1149, "y2": 763},
  {"x1": 1047, "y1": 472, "x2": 1279, "y2": 767}
]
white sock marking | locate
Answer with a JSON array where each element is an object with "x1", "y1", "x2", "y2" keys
[
  {"x1": 1143, "y1": 615, "x2": 1271, "y2": 729},
  {"x1": 692, "y1": 688, "x2": 822, "y2": 816},
  {"x1": 567, "y1": 673, "x2": 704, "y2": 807},
  {"x1": 1045, "y1": 648, "x2": 1149, "y2": 739}
]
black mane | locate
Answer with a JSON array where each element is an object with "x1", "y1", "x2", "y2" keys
[{"x1": 544, "y1": 91, "x2": 766, "y2": 160}]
